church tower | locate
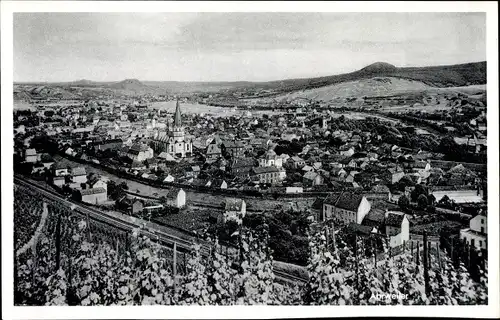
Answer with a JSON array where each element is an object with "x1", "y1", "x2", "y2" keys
[
  {"x1": 163, "y1": 98, "x2": 193, "y2": 158},
  {"x1": 171, "y1": 98, "x2": 185, "y2": 142}
]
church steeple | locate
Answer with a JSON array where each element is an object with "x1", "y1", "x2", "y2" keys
[{"x1": 174, "y1": 98, "x2": 182, "y2": 127}]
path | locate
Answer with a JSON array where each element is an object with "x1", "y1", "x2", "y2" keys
[{"x1": 16, "y1": 202, "x2": 49, "y2": 257}]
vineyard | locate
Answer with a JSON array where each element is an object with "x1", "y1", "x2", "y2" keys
[
  {"x1": 14, "y1": 185, "x2": 45, "y2": 251},
  {"x1": 14, "y1": 184, "x2": 488, "y2": 305}
]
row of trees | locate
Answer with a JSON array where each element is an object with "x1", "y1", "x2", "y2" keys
[{"x1": 15, "y1": 207, "x2": 488, "y2": 306}]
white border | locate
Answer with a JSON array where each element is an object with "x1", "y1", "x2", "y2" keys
[{"x1": 1, "y1": 1, "x2": 499, "y2": 319}]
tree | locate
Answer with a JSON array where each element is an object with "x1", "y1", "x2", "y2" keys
[
  {"x1": 417, "y1": 194, "x2": 429, "y2": 210},
  {"x1": 411, "y1": 184, "x2": 428, "y2": 202},
  {"x1": 398, "y1": 195, "x2": 410, "y2": 209},
  {"x1": 107, "y1": 181, "x2": 128, "y2": 200},
  {"x1": 439, "y1": 136, "x2": 466, "y2": 161},
  {"x1": 428, "y1": 194, "x2": 436, "y2": 206}
]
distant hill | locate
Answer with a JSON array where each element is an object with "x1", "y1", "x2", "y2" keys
[
  {"x1": 109, "y1": 78, "x2": 147, "y2": 90},
  {"x1": 243, "y1": 61, "x2": 487, "y2": 95},
  {"x1": 359, "y1": 62, "x2": 398, "y2": 74},
  {"x1": 14, "y1": 61, "x2": 486, "y2": 97}
]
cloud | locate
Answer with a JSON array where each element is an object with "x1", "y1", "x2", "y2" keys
[{"x1": 13, "y1": 12, "x2": 486, "y2": 82}]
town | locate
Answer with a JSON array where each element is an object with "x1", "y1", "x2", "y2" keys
[
  {"x1": 10, "y1": 10, "x2": 491, "y2": 308},
  {"x1": 14, "y1": 74, "x2": 488, "y2": 270}
]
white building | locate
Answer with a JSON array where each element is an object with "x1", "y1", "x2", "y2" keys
[
  {"x1": 323, "y1": 192, "x2": 371, "y2": 224},
  {"x1": 25, "y1": 148, "x2": 39, "y2": 163},
  {"x1": 166, "y1": 188, "x2": 186, "y2": 208},
  {"x1": 224, "y1": 198, "x2": 246, "y2": 224},
  {"x1": 460, "y1": 213, "x2": 487, "y2": 250},
  {"x1": 384, "y1": 211, "x2": 410, "y2": 248},
  {"x1": 80, "y1": 188, "x2": 107, "y2": 204},
  {"x1": 71, "y1": 167, "x2": 87, "y2": 184},
  {"x1": 258, "y1": 149, "x2": 283, "y2": 168}
]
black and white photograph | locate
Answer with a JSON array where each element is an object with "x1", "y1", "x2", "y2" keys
[{"x1": 1, "y1": 1, "x2": 499, "y2": 318}]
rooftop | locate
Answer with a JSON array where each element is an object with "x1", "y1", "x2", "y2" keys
[
  {"x1": 80, "y1": 187, "x2": 106, "y2": 196},
  {"x1": 71, "y1": 167, "x2": 86, "y2": 176}
]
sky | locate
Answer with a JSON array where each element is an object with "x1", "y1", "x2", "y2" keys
[{"x1": 14, "y1": 12, "x2": 486, "y2": 82}]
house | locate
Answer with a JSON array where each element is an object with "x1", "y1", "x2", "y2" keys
[
  {"x1": 460, "y1": 213, "x2": 487, "y2": 250},
  {"x1": 339, "y1": 146, "x2": 355, "y2": 157},
  {"x1": 165, "y1": 188, "x2": 186, "y2": 208},
  {"x1": 25, "y1": 148, "x2": 39, "y2": 163},
  {"x1": 53, "y1": 162, "x2": 70, "y2": 177},
  {"x1": 163, "y1": 174, "x2": 175, "y2": 183},
  {"x1": 158, "y1": 152, "x2": 177, "y2": 162},
  {"x1": 221, "y1": 140, "x2": 244, "y2": 158},
  {"x1": 206, "y1": 142, "x2": 222, "y2": 160},
  {"x1": 303, "y1": 171, "x2": 324, "y2": 187},
  {"x1": 346, "y1": 223, "x2": 377, "y2": 237},
  {"x1": 385, "y1": 211, "x2": 410, "y2": 248},
  {"x1": 286, "y1": 186, "x2": 303, "y2": 194},
  {"x1": 127, "y1": 143, "x2": 154, "y2": 162},
  {"x1": 382, "y1": 168, "x2": 405, "y2": 184},
  {"x1": 40, "y1": 154, "x2": 55, "y2": 169},
  {"x1": 362, "y1": 208, "x2": 386, "y2": 229},
  {"x1": 130, "y1": 161, "x2": 147, "y2": 171},
  {"x1": 186, "y1": 166, "x2": 201, "y2": 179},
  {"x1": 71, "y1": 167, "x2": 87, "y2": 184},
  {"x1": 31, "y1": 163, "x2": 45, "y2": 174},
  {"x1": 145, "y1": 158, "x2": 159, "y2": 170},
  {"x1": 230, "y1": 157, "x2": 256, "y2": 177},
  {"x1": 53, "y1": 176, "x2": 66, "y2": 187},
  {"x1": 88, "y1": 176, "x2": 108, "y2": 191},
  {"x1": 251, "y1": 166, "x2": 284, "y2": 185},
  {"x1": 95, "y1": 139, "x2": 123, "y2": 151},
  {"x1": 65, "y1": 147, "x2": 77, "y2": 157},
  {"x1": 412, "y1": 160, "x2": 431, "y2": 173},
  {"x1": 302, "y1": 165, "x2": 314, "y2": 173},
  {"x1": 223, "y1": 198, "x2": 246, "y2": 224},
  {"x1": 132, "y1": 200, "x2": 144, "y2": 214},
  {"x1": 323, "y1": 192, "x2": 371, "y2": 225},
  {"x1": 80, "y1": 187, "x2": 107, "y2": 205},
  {"x1": 288, "y1": 156, "x2": 305, "y2": 169},
  {"x1": 258, "y1": 149, "x2": 283, "y2": 168},
  {"x1": 311, "y1": 196, "x2": 326, "y2": 221}
]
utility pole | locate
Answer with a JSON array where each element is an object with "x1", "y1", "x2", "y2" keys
[
  {"x1": 55, "y1": 214, "x2": 61, "y2": 270},
  {"x1": 423, "y1": 232, "x2": 430, "y2": 296}
]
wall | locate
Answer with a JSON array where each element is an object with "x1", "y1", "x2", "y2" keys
[
  {"x1": 356, "y1": 197, "x2": 371, "y2": 224},
  {"x1": 470, "y1": 214, "x2": 487, "y2": 234}
]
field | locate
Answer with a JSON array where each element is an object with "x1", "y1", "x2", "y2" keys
[{"x1": 271, "y1": 77, "x2": 432, "y2": 101}]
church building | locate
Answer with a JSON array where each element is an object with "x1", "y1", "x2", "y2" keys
[{"x1": 152, "y1": 99, "x2": 193, "y2": 158}]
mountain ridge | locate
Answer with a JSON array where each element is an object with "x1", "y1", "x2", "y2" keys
[{"x1": 14, "y1": 61, "x2": 486, "y2": 96}]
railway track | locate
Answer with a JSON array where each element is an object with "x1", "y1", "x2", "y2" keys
[
  {"x1": 14, "y1": 175, "x2": 308, "y2": 284},
  {"x1": 15, "y1": 176, "x2": 197, "y2": 252}
]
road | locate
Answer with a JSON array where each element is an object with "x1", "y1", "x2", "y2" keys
[{"x1": 14, "y1": 175, "x2": 308, "y2": 284}]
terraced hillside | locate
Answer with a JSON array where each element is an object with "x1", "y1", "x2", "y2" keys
[{"x1": 273, "y1": 77, "x2": 432, "y2": 101}]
